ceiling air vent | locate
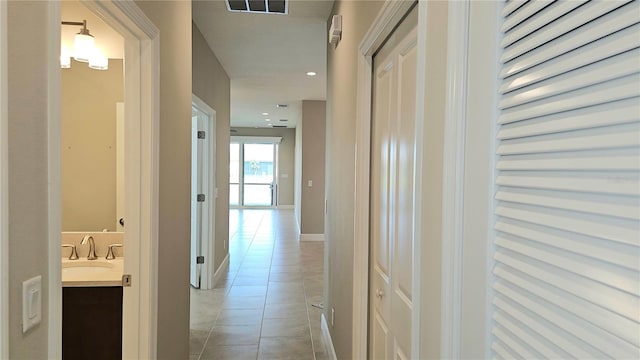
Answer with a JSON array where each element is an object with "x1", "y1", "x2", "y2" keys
[
  {"x1": 226, "y1": 0, "x2": 288, "y2": 14},
  {"x1": 272, "y1": 125, "x2": 287, "y2": 128}
]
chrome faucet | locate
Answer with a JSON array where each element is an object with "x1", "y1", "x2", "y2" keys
[
  {"x1": 61, "y1": 244, "x2": 79, "y2": 260},
  {"x1": 106, "y1": 243, "x2": 123, "y2": 260},
  {"x1": 80, "y1": 235, "x2": 98, "y2": 260}
]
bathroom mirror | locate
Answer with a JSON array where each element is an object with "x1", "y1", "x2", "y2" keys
[{"x1": 61, "y1": 1, "x2": 125, "y2": 232}]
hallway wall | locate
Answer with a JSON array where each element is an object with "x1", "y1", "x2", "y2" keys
[
  {"x1": 6, "y1": 1, "x2": 51, "y2": 357},
  {"x1": 324, "y1": 1, "x2": 383, "y2": 358},
  {"x1": 192, "y1": 22, "x2": 231, "y2": 276},
  {"x1": 300, "y1": 100, "x2": 326, "y2": 235},
  {"x1": 134, "y1": 2, "x2": 193, "y2": 359}
]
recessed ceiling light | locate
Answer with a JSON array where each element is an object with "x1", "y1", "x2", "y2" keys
[
  {"x1": 262, "y1": 112, "x2": 269, "y2": 116},
  {"x1": 265, "y1": 119, "x2": 271, "y2": 122},
  {"x1": 306, "y1": 71, "x2": 317, "y2": 76}
]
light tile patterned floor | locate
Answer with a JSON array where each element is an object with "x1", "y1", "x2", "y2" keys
[{"x1": 190, "y1": 209, "x2": 328, "y2": 360}]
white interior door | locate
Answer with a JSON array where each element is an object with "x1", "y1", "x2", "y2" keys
[
  {"x1": 369, "y1": 6, "x2": 418, "y2": 360},
  {"x1": 190, "y1": 107, "x2": 207, "y2": 288}
]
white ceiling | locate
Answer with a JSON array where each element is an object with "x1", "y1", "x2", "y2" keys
[{"x1": 192, "y1": 0, "x2": 334, "y2": 129}]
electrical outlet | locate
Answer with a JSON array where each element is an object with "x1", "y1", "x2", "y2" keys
[{"x1": 331, "y1": 307, "x2": 335, "y2": 327}]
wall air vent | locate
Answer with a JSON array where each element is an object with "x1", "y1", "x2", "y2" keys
[{"x1": 226, "y1": 0, "x2": 288, "y2": 14}]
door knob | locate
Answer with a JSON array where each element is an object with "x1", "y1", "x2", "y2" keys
[{"x1": 375, "y1": 289, "x2": 385, "y2": 298}]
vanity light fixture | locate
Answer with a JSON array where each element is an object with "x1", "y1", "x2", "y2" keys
[{"x1": 61, "y1": 20, "x2": 108, "y2": 71}]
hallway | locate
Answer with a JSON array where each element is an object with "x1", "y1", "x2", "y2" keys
[{"x1": 190, "y1": 209, "x2": 328, "y2": 360}]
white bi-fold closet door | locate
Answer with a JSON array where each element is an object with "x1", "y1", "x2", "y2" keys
[{"x1": 369, "y1": 5, "x2": 418, "y2": 360}]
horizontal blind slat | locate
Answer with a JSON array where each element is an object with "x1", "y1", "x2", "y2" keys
[
  {"x1": 493, "y1": 314, "x2": 556, "y2": 358},
  {"x1": 493, "y1": 295, "x2": 598, "y2": 358},
  {"x1": 495, "y1": 265, "x2": 640, "y2": 348},
  {"x1": 495, "y1": 235, "x2": 639, "y2": 294},
  {"x1": 497, "y1": 125, "x2": 640, "y2": 155},
  {"x1": 499, "y1": 51, "x2": 640, "y2": 109},
  {"x1": 494, "y1": 249, "x2": 639, "y2": 321},
  {"x1": 500, "y1": 2, "x2": 640, "y2": 78},
  {"x1": 501, "y1": 1, "x2": 587, "y2": 48},
  {"x1": 500, "y1": 25, "x2": 640, "y2": 91},
  {"x1": 495, "y1": 188, "x2": 640, "y2": 220},
  {"x1": 501, "y1": 0, "x2": 554, "y2": 33},
  {"x1": 495, "y1": 205, "x2": 639, "y2": 246},
  {"x1": 495, "y1": 173, "x2": 640, "y2": 196},
  {"x1": 496, "y1": 154, "x2": 640, "y2": 171},
  {"x1": 501, "y1": 0, "x2": 632, "y2": 63},
  {"x1": 494, "y1": 282, "x2": 636, "y2": 358},
  {"x1": 492, "y1": 325, "x2": 541, "y2": 359},
  {"x1": 497, "y1": 98, "x2": 640, "y2": 139},
  {"x1": 498, "y1": 77, "x2": 640, "y2": 124},
  {"x1": 495, "y1": 220, "x2": 640, "y2": 269},
  {"x1": 491, "y1": 340, "x2": 515, "y2": 360},
  {"x1": 501, "y1": 0, "x2": 528, "y2": 18}
]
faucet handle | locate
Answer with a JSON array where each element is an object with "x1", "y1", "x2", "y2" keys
[
  {"x1": 106, "y1": 243, "x2": 123, "y2": 260},
  {"x1": 61, "y1": 244, "x2": 79, "y2": 260}
]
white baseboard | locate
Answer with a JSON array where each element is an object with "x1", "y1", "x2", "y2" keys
[
  {"x1": 321, "y1": 313, "x2": 338, "y2": 360},
  {"x1": 299, "y1": 233, "x2": 324, "y2": 242},
  {"x1": 277, "y1": 205, "x2": 294, "y2": 209},
  {"x1": 212, "y1": 253, "x2": 229, "y2": 287}
]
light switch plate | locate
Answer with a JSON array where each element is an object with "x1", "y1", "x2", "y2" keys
[{"x1": 22, "y1": 275, "x2": 42, "y2": 333}]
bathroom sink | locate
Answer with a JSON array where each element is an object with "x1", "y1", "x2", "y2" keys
[
  {"x1": 62, "y1": 259, "x2": 124, "y2": 286},
  {"x1": 63, "y1": 260, "x2": 114, "y2": 269}
]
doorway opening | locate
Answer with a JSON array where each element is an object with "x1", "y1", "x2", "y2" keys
[
  {"x1": 230, "y1": 137, "x2": 282, "y2": 208},
  {"x1": 190, "y1": 96, "x2": 217, "y2": 290},
  {"x1": 48, "y1": 1, "x2": 160, "y2": 358}
]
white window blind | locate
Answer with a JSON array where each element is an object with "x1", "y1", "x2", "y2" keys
[{"x1": 492, "y1": 0, "x2": 640, "y2": 358}]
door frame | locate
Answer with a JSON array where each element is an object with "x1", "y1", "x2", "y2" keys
[
  {"x1": 353, "y1": 2, "x2": 415, "y2": 358},
  {"x1": 191, "y1": 95, "x2": 217, "y2": 289},
  {"x1": 353, "y1": 1, "x2": 470, "y2": 358},
  {"x1": 47, "y1": 1, "x2": 160, "y2": 358},
  {"x1": 0, "y1": 0, "x2": 8, "y2": 357}
]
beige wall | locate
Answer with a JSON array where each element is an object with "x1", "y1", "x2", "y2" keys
[
  {"x1": 300, "y1": 100, "x2": 326, "y2": 234},
  {"x1": 192, "y1": 22, "x2": 231, "y2": 272},
  {"x1": 231, "y1": 127, "x2": 296, "y2": 206},
  {"x1": 134, "y1": 1, "x2": 192, "y2": 359},
  {"x1": 325, "y1": 1, "x2": 383, "y2": 358},
  {"x1": 7, "y1": 1, "x2": 51, "y2": 357},
  {"x1": 294, "y1": 123, "x2": 303, "y2": 228},
  {"x1": 61, "y1": 59, "x2": 123, "y2": 232}
]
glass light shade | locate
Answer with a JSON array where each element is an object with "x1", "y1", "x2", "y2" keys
[
  {"x1": 73, "y1": 33, "x2": 95, "y2": 62},
  {"x1": 60, "y1": 46, "x2": 71, "y2": 69},
  {"x1": 89, "y1": 49, "x2": 108, "y2": 70}
]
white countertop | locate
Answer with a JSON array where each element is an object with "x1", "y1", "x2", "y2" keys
[{"x1": 62, "y1": 258, "x2": 124, "y2": 287}]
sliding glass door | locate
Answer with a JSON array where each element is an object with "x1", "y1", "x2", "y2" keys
[
  {"x1": 243, "y1": 143, "x2": 275, "y2": 206},
  {"x1": 230, "y1": 139, "x2": 279, "y2": 207}
]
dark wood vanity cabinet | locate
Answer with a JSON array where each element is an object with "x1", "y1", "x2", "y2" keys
[{"x1": 62, "y1": 286, "x2": 123, "y2": 360}]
